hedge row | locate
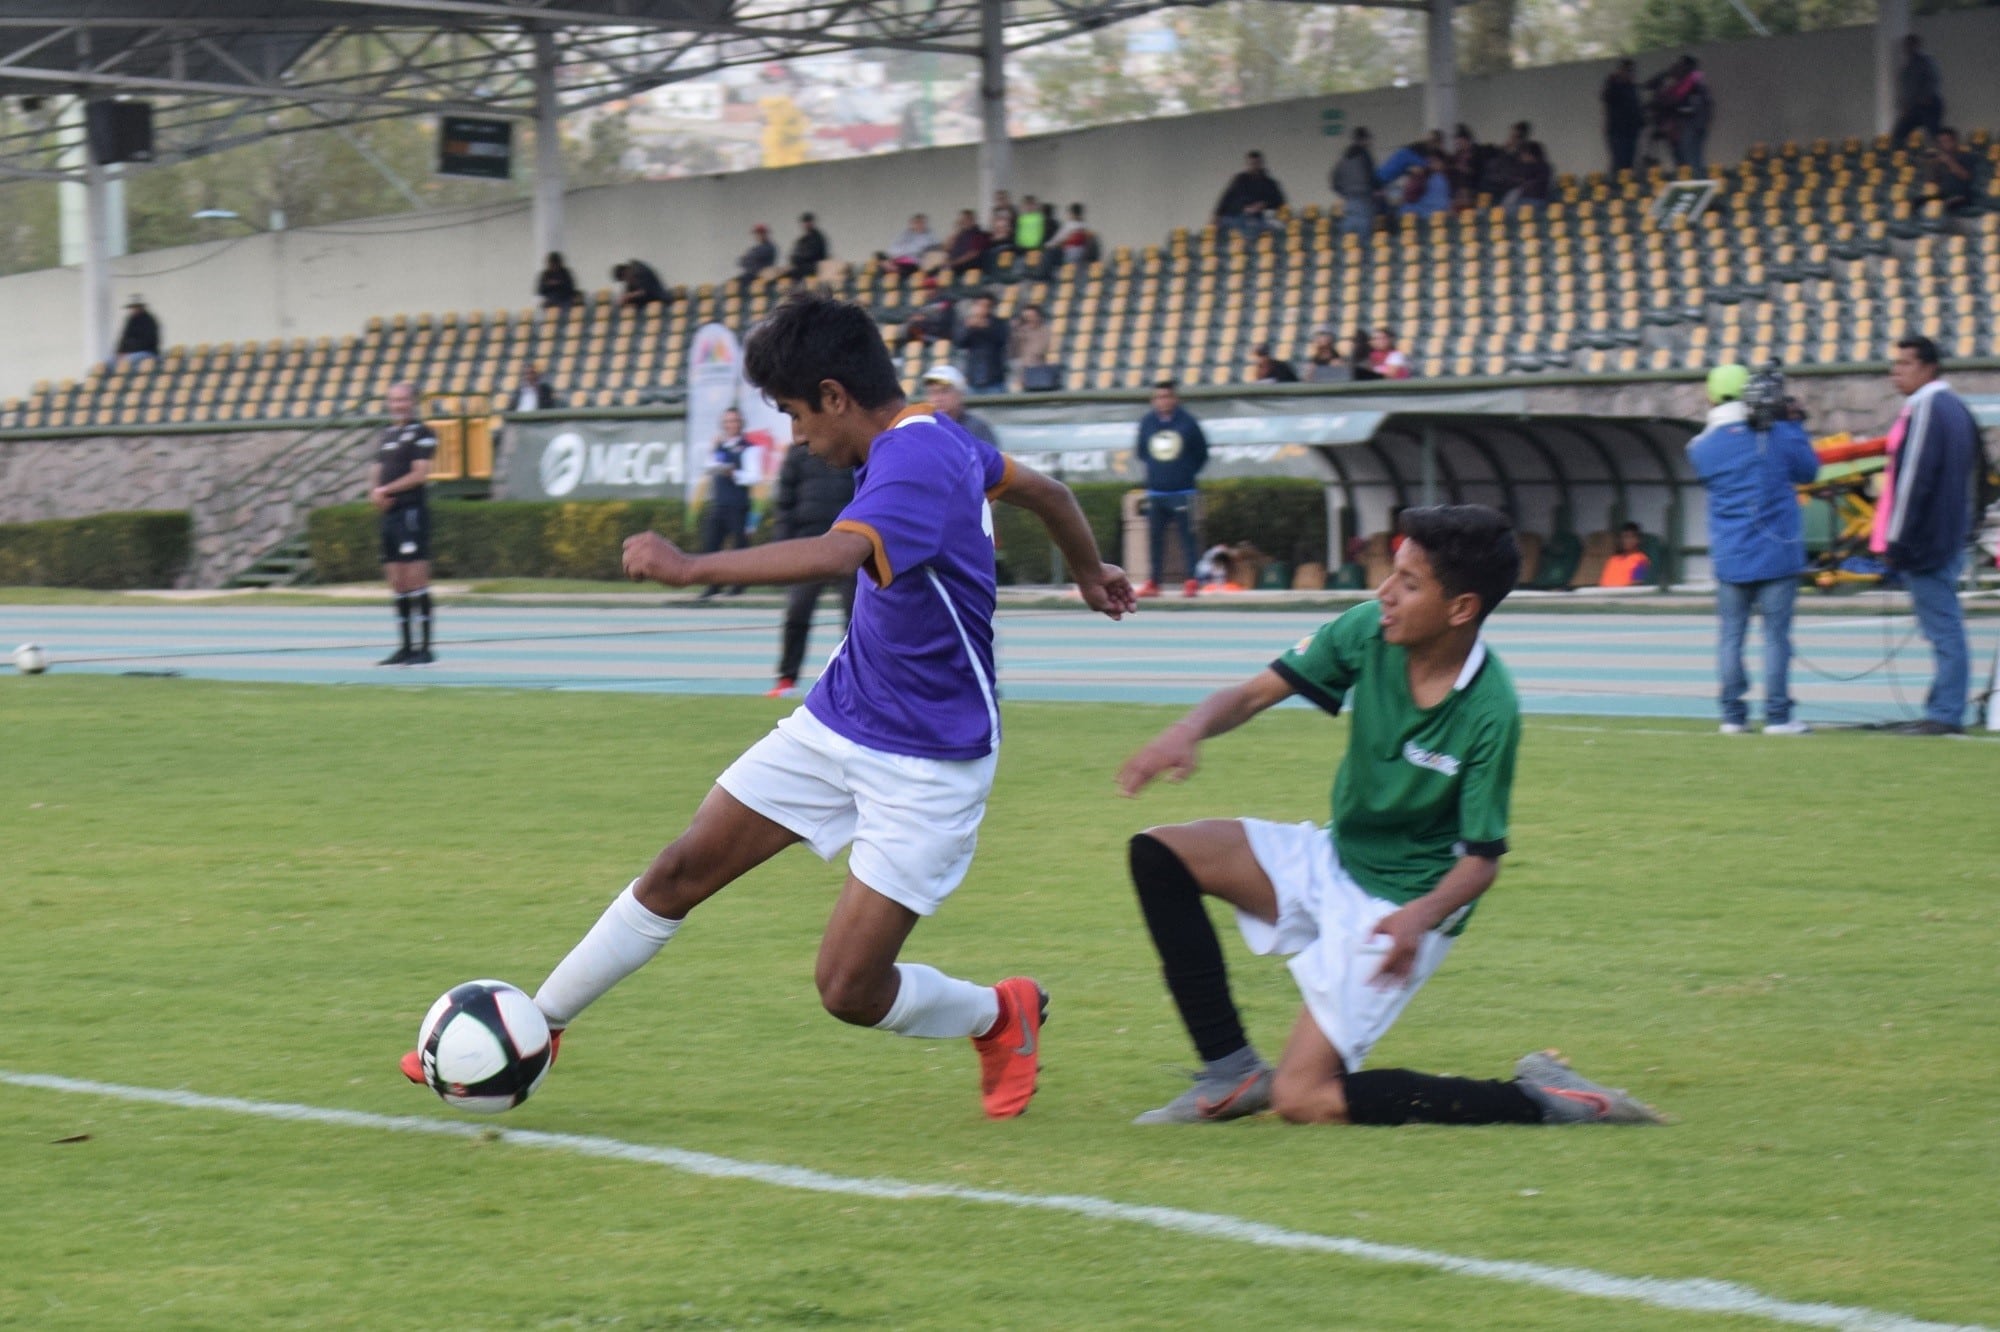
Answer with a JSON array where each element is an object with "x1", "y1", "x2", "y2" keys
[
  {"x1": 309, "y1": 480, "x2": 1327, "y2": 586},
  {"x1": 0, "y1": 510, "x2": 191, "y2": 588},
  {"x1": 309, "y1": 499, "x2": 695, "y2": 583}
]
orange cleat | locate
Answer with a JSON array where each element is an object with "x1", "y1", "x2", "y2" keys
[
  {"x1": 401, "y1": 1030, "x2": 561, "y2": 1085},
  {"x1": 1136, "y1": 580, "x2": 1160, "y2": 598},
  {"x1": 1183, "y1": 578, "x2": 1200, "y2": 598},
  {"x1": 764, "y1": 677, "x2": 799, "y2": 699},
  {"x1": 973, "y1": 977, "x2": 1046, "y2": 1119}
]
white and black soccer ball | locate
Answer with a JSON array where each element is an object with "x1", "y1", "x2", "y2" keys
[
  {"x1": 12, "y1": 643, "x2": 48, "y2": 675},
  {"x1": 415, "y1": 979, "x2": 553, "y2": 1114}
]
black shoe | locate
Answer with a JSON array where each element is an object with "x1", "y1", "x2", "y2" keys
[
  {"x1": 407, "y1": 649, "x2": 435, "y2": 666},
  {"x1": 1893, "y1": 719, "x2": 1965, "y2": 736},
  {"x1": 697, "y1": 587, "x2": 721, "y2": 601},
  {"x1": 724, "y1": 586, "x2": 746, "y2": 596},
  {"x1": 378, "y1": 648, "x2": 413, "y2": 666}
]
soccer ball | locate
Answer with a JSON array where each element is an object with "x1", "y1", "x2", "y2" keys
[
  {"x1": 415, "y1": 979, "x2": 554, "y2": 1114},
  {"x1": 12, "y1": 643, "x2": 47, "y2": 675}
]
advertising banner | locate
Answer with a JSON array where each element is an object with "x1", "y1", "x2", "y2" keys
[
  {"x1": 685, "y1": 323, "x2": 791, "y2": 502},
  {"x1": 506, "y1": 418, "x2": 689, "y2": 501}
]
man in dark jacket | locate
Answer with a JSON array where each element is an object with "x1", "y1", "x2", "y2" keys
[
  {"x1": 1136, "y1": 379, "x2": 1210, "y2": 598},
  {"x1": 1214, "y1": 150, "x2": 1286, "y2": 235},
  {"x1": 1877, "y1": 336, "x2": 1982, "y2": 734},
  {"x1": 737, "y1": 224, "x2": 777, "y2": 290},
  {"x1": 1330, "y1": 128, "x2": 1378, "y2": 236},
  {"x1": 952, "y1": 292, "x2": 1010, "y2": 394},
  {"x1": 1687, "y1": 363, "x2": 1822, "y2": 734},
  {"x1": 613, "y1": 260, "x2": 669, "y2": 308},
  {"x1": 787, "y1": 212, "x2": 829, "y2": 282},
  {"x1": 697, "y1": 407, "x2": 757, "y2": 600},
  {"x1": 765, "y1": 436, "x2": 857, "y2": 697},
  {"x1": 115, "y1": 297, "x2": 160, "y2": 367},
  {"x1": 1602, "y1": 59, "x2": 1643, "y2": 174}
]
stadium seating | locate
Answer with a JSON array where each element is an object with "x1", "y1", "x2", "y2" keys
[{"x1": 2, "y1": 129, "x2": 1994, "y2": 433}]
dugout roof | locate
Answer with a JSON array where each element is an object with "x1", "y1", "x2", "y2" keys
[{"x1": 0, "y1": 0, "x2": 1440, "y2": 184}]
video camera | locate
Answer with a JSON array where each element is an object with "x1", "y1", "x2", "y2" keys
[{"x1": 1742, "y1": 359, "x2": 1804, "y2": 432}]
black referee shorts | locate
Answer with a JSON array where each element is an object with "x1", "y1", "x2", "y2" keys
[{"x1": 380, "y1": 505, "x2": 432, "y2": 564}]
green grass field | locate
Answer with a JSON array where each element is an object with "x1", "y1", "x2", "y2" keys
[{"x1": 1, "y1": 676, "x2": 1994, "y2": 1331}]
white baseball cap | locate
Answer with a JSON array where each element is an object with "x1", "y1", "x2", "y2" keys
[{"x1": 922, "y1": 364, "x2": 967, "y2": 390}]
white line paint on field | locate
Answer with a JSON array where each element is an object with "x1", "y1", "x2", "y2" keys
[{"x1": 1, "y1": 1071, "x2": 1985, "y2": 1332}]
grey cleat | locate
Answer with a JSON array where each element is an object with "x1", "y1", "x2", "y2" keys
[
  {"x1": 1514, "y1": 1049, "x2": 1665, "y2": 1125},
  {"x1": 1133, "y1": 1065, "x2": 1274, "y2": 1124}
]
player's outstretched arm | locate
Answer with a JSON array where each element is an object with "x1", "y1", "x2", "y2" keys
[
  {"x1": 996, "y1": 465, "x2": 1136, "y2": 619},
  {"x1": 623, "y1": 528, "x2": 871, "y2": 588},
  {"x1": 1117, "y1": 668, "x2": 1295, "y2": 796}
]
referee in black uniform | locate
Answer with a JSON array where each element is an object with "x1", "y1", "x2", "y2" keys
[{"x1": 369, "y1": 382, "x2": 438, "y2": 666}]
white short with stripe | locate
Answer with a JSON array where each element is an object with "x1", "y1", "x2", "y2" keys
[
  {"x1": 717, "y1": 706, "x2": 996, "y2": 917},
  {"x1": 1234, "y1": 818, "x2": 1456, "y2": 1072}
]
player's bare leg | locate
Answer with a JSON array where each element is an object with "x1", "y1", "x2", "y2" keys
[
  {"x1": 1269, "y1": 1008, "x2": 1353, "y2": 1123},
  {"x1": 818, "y1": 875, "x2": 1042, "y2": 1119},
  {"x1": 529, "y1": 787, "x2": 801, "y2": 1031},
  {"x1": 1130, "y1": 819, "x2": 1278, "y2": 1123}
]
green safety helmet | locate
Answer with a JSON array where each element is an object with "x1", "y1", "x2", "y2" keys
[{"x1": 1707, "y1": 363, "x2": 1750, "y2": 404}]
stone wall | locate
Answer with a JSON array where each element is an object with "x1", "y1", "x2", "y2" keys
[{"x1": 0, "y1": 423, "x2": 373, "y2": 588}]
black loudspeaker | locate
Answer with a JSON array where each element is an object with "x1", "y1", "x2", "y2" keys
[{"x1": 86, "y1": 100, "x2": 153, "y2": 164}]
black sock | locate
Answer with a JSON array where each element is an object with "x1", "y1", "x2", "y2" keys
[
  {"x1": 1130, "y1": 833, "x2": 1250, "y2": 1064},
  {"x1": 394, "y1": 593, "x2": 412, "y2": 652},
  {"x1": 415, "y1": 589, "x2": 433, "y2": 651},
  {"x1": 1344, "y1": 1068, "x2": 1543, "y2": 1126}
]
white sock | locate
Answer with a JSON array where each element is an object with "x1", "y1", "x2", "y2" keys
[
  {"x1": 533, "y1": 881, "x2": 681, "y2": 1029},
  {"x1": 873, "y1": 963, "x2": 1000, "y2": 1039}
]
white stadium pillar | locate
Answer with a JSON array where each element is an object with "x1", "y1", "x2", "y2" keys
[
  {"x1": 82, "y1": 136, "x2": 114, "y2": 369},
  {"x1": 532, "y1": 28, "x2": 565, "y2": 265},
  {"x1": 1424, "y1": 0, "x2": 1458, "y2": 138},
  {"x1": 1876, "y1": 0, "x2": 1911, "y2": 138},
  {"x1": 976, "y1": 0, "x2": 1011, "y2": 213}
]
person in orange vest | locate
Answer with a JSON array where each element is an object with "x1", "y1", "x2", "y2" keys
[{"x1": 1598, "y1": 522, "x2": 1653, "y2": 587}]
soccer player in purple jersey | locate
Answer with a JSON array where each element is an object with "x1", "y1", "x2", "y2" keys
[{"x1": 403, "y1": 292, "x2": 1134, "y2": 1118}]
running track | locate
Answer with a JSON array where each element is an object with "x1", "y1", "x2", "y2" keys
[{"x1": 5, "y1": 598, "x2": 1991, "y2": 725}]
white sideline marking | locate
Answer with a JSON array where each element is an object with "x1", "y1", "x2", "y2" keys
[{"x1": 2, "y1": 1069, "x2": 1986, "y2": 1332}]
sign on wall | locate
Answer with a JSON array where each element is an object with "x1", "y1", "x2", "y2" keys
[
  {"x1": 508, "y1": 419, "x2": 689, "y2": 501},
  {"x1": 438, "y1": 116, "x2": 513, "y2": 180}
]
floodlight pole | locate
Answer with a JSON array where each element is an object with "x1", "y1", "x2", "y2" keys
[
  {"x1": 976, "y1": 0, "x2": 1010, "y2": 213},
  {"x1": 1875, "y1": 0, "x2": 1910, "y2": 137},
  {"x1": 1423, "y1": 0, "x2": 1457, "y2": 139},
  {"x1": 532, "y1": 27, "x2": 565, "y2": 265}
]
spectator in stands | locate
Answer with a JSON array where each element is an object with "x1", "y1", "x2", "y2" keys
[
  {"x1": 1249, "y1": 343, "x2": 1298, "y2": 384},
  {"x1": 1446, "y1": 124, "x2": 1485, "y2": 208},
  {"x1": 1015, "y1": 194, "x2": 1047, "y2": 252},
  {"x1": 1367, "y1": 328, "x2": 1411, "y2": 380},
  {"x1": 1661, "y1": 56, "x2": 1713, "y2": 172},
  {"x1": 1602, "y1": 59, "x2": 1643, "y2": 174},
  {"x1": 953, "y1": 292, "x2": 1010, "y2": 394},
  {"x1": 1478, "y1": 122, "x2": 1528, "y2": 198},
  {"x1": 986, "y1": 203, "x2": 1018, "y2": 269},
  {"x1": 786, "y1": 212, "x2": 829, "y2": 282},
  {"x1": 1511, "y1": 141, "x2": 1553, "y2": 211},
  {"x1": 1597, "y1": 523, "x2": 1652, "y2": 587},
  {"x1": 736, "y1": 224, "x2": 777, "y2": 290},
  {"x1": 764, "y1": 433, "x2": 857, "y2": 699},
  {"x1": 945, "y1": 208, "x2": 991, "y2": 275},
  {"x1": 1303, "y1": 326, "x2": 1352, "y2": 383},
  {"x1": 1892, "y1": 34, "x2": 1944, "y2": 146},
  {"x1": 613, "y1": 260, "x2": 668, "y2": 308},
  {"x1": 1011, "y1": 303, "x2": 1059, "y2": 392},
  {"x1": 509, "y1": 361, "x2": 561, "y2": 412},
  {"x1": 696, "y1": 407, "x2": 758, "y2": 600},
  {"x1": 536, "y1": 252, "x2": 580, "y2": 309},
  {"x1": 881, "y1": 213, "x2": 937, "y2": 272},
  {"x1": 922, "y1": 364, "x2": 997, "y2": 445},
  {"x1": 1918, "y1": 128, "x2": 1978, "y2": 214},
  {"x1": 1400, "y1": 152, "x2": 1453, "y2": 219},
  {"x1": 1137, "y1": 380, "x2": 1210, "y2": 598},
  {"x1": 1052, "y1": 202, "x2": 1099, "y2": 265},
  {"x1": 1214, "y1": 149, "x2": 1286, "y2": 235},
  {"x1": 1687, "y1": 363, "x2": 1820, "y2": 735},
  {"x1": 1877, "y1": 335, "x2": 1981, "y2": 735},
  {"x1": 1330, "y1": 127, "x2": 1380, "y2": 235},
  {"x1": 115, "y1": 297, "x2": 160, "y2": 368}
]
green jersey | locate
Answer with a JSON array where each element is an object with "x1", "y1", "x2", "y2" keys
[{"x1": 1272, "y1": 600, "x2": 1520, "y2": 935}]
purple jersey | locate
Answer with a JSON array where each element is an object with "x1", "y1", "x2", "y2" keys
[{"x1": 809, "y1": 408, "x2": 1015, "y2": 760}]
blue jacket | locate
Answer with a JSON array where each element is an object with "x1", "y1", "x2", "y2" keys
[
  {"x1": 1884, "y1": 380, "x2": 1982, "y2": 573},
  {"x1": 1686, "y1": 403, "x2": 1820, "y2": 584},
  {"x1": 1137, "y1": 407, "x2": 1209, "y2": 493}
]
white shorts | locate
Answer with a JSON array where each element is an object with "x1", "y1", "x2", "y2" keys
[
  {"x1": 1235, "y1": 818, "x2": 1456, "y2": 1072},
  {"x1": 716, "y1": 706, "x2": 996, "y2": 917}
]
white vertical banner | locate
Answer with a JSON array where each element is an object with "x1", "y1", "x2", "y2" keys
[{"x1": 686, "y1": 322, "x2": 793, "y2": 506}]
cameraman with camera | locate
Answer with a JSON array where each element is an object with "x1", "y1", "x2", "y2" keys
[{"x1": 1687, "y1": 362, "x2": 1823, "y2": 735}]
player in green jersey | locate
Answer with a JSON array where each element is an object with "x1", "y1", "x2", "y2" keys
[{"x1": 1118, "y1": 505, "x2": 1662, "y2": 1127}]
